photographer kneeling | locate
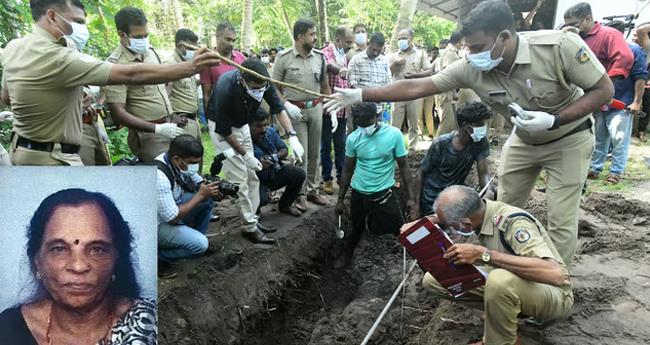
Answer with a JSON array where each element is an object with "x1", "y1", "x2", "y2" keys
[
  {"x1": 250, "y1": 109, "x2": 306, "y2": 217},
  {"x1": 156, "y1": 135, "x2": 224, "y2": 278}
]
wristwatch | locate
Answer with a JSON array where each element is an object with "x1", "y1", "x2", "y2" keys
[
  {"x1": 481, "y1": 248, "x2": 492, "y2": 264},
  {"x1": 283, "y1": 130, "x2": 297, "y2": 139}
]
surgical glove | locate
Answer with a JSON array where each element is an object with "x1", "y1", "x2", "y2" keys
[
  {"x1": 154, "y1": 123, "x2": 184, "y2": 139},
  {"x1": 243, "y1": 152, "x2": 263, "y2": 171},
  {"x1": 330, "y1": 111, "x2": 339, "y2": 133},
  {"x1": 0, "y1": 111, "x2": 13, "y2": 122},
  {"x1": 288, "y1": 136, "x2": 304, "y2": 164},
  {"x1": 284, "y1": 101, "x2": 303, "y2": 120},
  {"x1": 509, "y1": 104, "x2": 556, "y2": 132},
  {"x1": 324, "y1": 87, "x2": 363, "y2": 114}
]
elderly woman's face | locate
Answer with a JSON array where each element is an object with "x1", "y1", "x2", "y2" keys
[{"x1": 35, "y1": 202, "x2": 117, "y2": 310}]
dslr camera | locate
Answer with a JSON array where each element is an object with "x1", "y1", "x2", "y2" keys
[
  {"x1": 204, "y1": 175, "x2": 240, "y2": 198},
  {"x1": 261, "y1": 154, "x2": 282, "y2": 172}
]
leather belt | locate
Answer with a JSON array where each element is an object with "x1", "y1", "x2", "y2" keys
[
  {"x1": 16, "y1": 135, "x2": 80, "y2": 154},
  {"x1": 148, "y1": 117, "x2": 169, "y2": 124},
  {"x1": 531, "y1": 118, "x2": 592, "y2": 146},
  {"x1": 289, "y1": 98, "x2": 322, "y2": 109},
  {"x1": 174, "y1": 112, "x2": 197, "y2": 119}
]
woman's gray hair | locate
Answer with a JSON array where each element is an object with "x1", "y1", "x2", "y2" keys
[{"x1": 433, "y1": 185, "x2": 482, "y2": 223}]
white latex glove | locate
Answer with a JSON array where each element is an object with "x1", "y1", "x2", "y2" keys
[
  {"x1": 154, "y1": 123, "x2": 184, "y2": 139},
  {"x1": 330, "y1": 111, "x2": 338, "y2": 133},
  {"x1": 243, "y1": 152, "x2": 263, "y2": 171},
  {"x1": 284, "y1": 101, "x2": 303, "y2": 120},
  {"x1": 508, "y1": 103, "x2": 556, "y2": 132},
  {"x1": 324, "y1": 87, "x2": 363, "y2": 114},
  {"x1": 0, "y1": 111, "x2": 13, "y2": 122},
  {"x1": 288, "y1": 136, "x2": 304, "y2": 164}
]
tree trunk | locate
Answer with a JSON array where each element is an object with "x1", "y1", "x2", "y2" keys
[
  {"x1": 278, "y1": 0, "x2": 294, "y2": 45},
  {"x1": 241, "y1": 0, "x2": 254, "y2": 53},
  {"x1": 390, "y1": 0, "x2": 419, "y2": 53},
  {"x1": 170, "y1": 0, "x2": 185, "y2": 30},
  {"x1": 315, "y1": 0, "x2": 329, "y2": 46}
]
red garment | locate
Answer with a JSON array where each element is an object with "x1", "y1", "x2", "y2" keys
[
  {"x1": 322, "y1": 43, "x2": 349, "y2": 118},
  {"x1": 199, "y1": 50, "x2": 246, "y2": 86},
  {"x1": 581, "y1": 22, "x2": 634, "y2": 78}
]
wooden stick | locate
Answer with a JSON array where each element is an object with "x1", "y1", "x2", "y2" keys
[{"x1": 182, "y1": 43, "x2": 333, "y2": 99}]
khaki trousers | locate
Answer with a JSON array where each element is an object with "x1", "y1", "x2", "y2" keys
[
  {"x1": 497, "y1": 129, "x2": 594, "y2": 268},
  {"x1": 172, "y1": 115, "x2": 201, "y2": 140},
  {"x1": 79, "y1": 123, "x2": 111, "y2": 166},
  {"x1": 435, "y1": 93, "x2": 456, "y2": 137},
  {"x1": 10, "y1": 135, "x2": 82, "y2": 166},
  {"x1": 420, "y1": 96, "x2": 435, "y2": 137},
  {"x1": 392, "y1": 99, "x2": 423, "y2": 148},
  {"x1": 422, "y1": 269, "x2": 573, "y2": 345},
  {"x1": 215, "y1": 125, "x2": 259, "y2": 233},
  {"x1": 127, "y1": 129, "x2": 170, "y2": 164},
  {"x1": 290, "y1": 104, "x2": 323, "y2": 196}
]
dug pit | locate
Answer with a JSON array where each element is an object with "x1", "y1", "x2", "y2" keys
[{"x1": 159, "y1": 152, "x2": 650, "y2": 345}]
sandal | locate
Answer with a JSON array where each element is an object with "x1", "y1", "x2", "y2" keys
[
  {"x1": 586, "y1": 170, "x2": 599, "y2": 180},
  {"x1": 605, "y1": 174, "x2": 621, "y2": 184}
]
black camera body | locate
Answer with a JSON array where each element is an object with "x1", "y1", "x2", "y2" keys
[
  {"x1": 262, "y1": 154, "x2": 282, "y2": 172},
  {"x1": 204, "y1": 175, "x2": 240, "y2": 198}
]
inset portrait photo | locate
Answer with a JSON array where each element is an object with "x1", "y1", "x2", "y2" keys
[{"x1": 0, "y1": 167, "x2": 158, "y2": 345}]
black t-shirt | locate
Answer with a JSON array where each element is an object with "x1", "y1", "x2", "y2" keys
[
  {"x1": 0, "y1": 307, "x2": 38, "y2": 345},
  {"x1": 420, "y1": 132, "x2": 489, "y2": 214}
]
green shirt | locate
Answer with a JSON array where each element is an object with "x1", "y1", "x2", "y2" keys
[{"x1": 345, "y1": 124, "x2": 407, "y2": 194}]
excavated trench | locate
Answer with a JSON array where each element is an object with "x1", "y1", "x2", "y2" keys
[{"x1": 159, "y1": 150, "x2": 650, "y2": 345}]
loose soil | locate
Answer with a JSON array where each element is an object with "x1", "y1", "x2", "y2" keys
[{"x1": 159, "y1": 140, "x2": 650, "y2": 345}]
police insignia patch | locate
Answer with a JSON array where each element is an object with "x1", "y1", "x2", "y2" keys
[
  {"x1": 514, "y1": 228, "x2": 531, "y2": 243},
  {"x1": 576, "y1": 47, "x2": 590, "y2": 64}
]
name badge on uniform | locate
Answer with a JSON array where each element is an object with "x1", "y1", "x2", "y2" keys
[{"x1": 575, "y1": 47, "x2": 590, "y2": 64}]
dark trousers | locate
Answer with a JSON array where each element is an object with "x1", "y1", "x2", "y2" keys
[
  {"x1": 259, "y1": 165, "x2": 307, "y2": 209},
  {"x1": 640, "y1": 88, "x2": 650, "y2": 133},
  {"x1": 321, "y1": 114, "x2": 347, "y2": 182},
  {"x1": 347, "y1": 188, "x2": 405, "y2": 255}
]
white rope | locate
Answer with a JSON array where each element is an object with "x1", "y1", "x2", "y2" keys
[{"x1": 359, "y1": 260, "x2": 418, "y2": 345}]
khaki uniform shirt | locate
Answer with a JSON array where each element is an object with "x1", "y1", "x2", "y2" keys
[
  {"x1": 103, "y1": 45, "x2": 172, "y2": 121},
  {"x1": 387, "y1": 46, "x2": 432, "y2": 81},
  {"x1": 346, "y1": 45, "x2": 365, "y2": 61},
  {"x1": 440, "y1": 43, "x2": 460, "y2": 71},
  {"x1": 479, "y1": 200, "x2": 571, "y2": 290},
  {"x1": 167, "y1": 52, "x2": 199, "y2": 114},
  {"x1": 272, "y1": 47, "x2": 327, "y2": 101},
  {"x1": 431, "y1": 31, "x2": 606, "y2": 144},
  {"x1": 1, "y1": 26, "x2": 112, "y2": 145}
]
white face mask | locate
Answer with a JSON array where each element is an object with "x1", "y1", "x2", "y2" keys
[
  {"x1": 186, "y1": 163, "x2": 200, "y2": 175},
  {"x1": 360, "y1": 123, "x2": 379, "y2": 136},
  {"x1": 467, "y1": 37, "x2": 505, "y2": 72},
  {"x1": 470, "y1": 124, "x2": 488, "y2": 142},
  {"x1": 355, "y1": 32, "x2": 367, "y2": 45},
  {"x1": 261, "y1": 56, "x2": 270, "y2": 64},
  {"x1": 244, "y1": 80, "x2": 268, "y2": 102},
  {"x1": 129, "y1": 37, "x2": 149, "y2": 54},
  {"x1": 54, "y1": 12, "x2": 90, "y2": 51},
  {"x1": 398, "y1": 39, "x2": 409, "y2": 51},
  {"x1": 184, "y1": 50, "x2": 195, "y2": 61}
]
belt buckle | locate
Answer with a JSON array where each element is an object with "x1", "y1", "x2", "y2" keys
[{"x1": 305, "y1": 100, "x2": 313, "y2": 108}]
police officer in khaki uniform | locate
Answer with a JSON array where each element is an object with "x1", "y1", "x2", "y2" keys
[
  {"x1": 325, "y1": 0, "x2": 613, "y2": 269},
  {"x1": 0, "y1": 1, "x2": 222, "y2": 166},
  {"x1": 387, "y1": 29, "x2": 432, "y2": 148},
  {"x1": 167, "y1": 29, "x2": 201, "y2": 141},
  {"x1": 272, "y1": 18, "x2": 331, "y2": 209},
  {"x1": 104, "y1": 7, "x2": 181, "y2": 163},
  {"x1": 408, "y1": 185, "x2": 572, "y2": 345}
]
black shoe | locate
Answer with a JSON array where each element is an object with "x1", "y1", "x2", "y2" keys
[
  {"x1": 256, "y1": 222, "x2": 277, "y2": 233},
  {"x1": 210, "y1": 214, "x2": 220, "y2": 222},
  {"x1": 158, "y1": 261, "x2": 178, "y2": 279},
  {"x1": 243, "y1": 229, "x2": 277, "y2": 244}
]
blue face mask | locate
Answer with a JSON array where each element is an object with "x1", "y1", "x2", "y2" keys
[
  {"x1": 184, "y1": 50, "x2": 195, "y2": 61},
  {"x1": 467, "y1": 37, "x2": 505, "y2": 71},
  {"x1": 398, "y1": 39, "x2": 409, "y2": 51},
  {"x1": 470, "y1": 124, "x2": 488, "y2": 142},
  {"x1": 129, "y1": 37, "x2": 149, "y2": 55}
]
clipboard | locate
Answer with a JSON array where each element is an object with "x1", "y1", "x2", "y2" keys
[{"x1": 398, "y1": 217, "x2": 486, "y2": 297}]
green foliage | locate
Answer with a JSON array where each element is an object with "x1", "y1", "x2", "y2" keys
[
  {"x1": 0, "y1": 120, "x2": 11, "y2": 150},
  {"x1": 107, "y1": 126, "x2": 131, "y2": 163}
]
